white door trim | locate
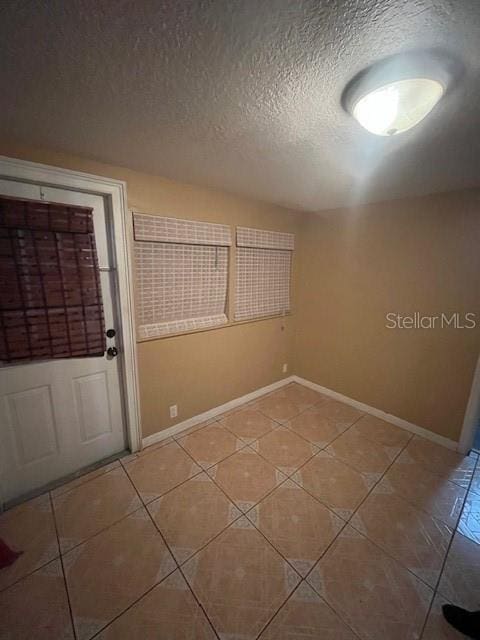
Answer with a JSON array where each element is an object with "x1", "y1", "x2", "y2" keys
[
  {"x1": 0, "y1": 155, "x2": 142, "y2": 456},
  {"x1": 458, "y1": 351, "x2": 480, "y2": 454}
]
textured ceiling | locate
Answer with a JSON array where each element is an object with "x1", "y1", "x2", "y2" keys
[{"x1": 1, "y1": 0, "x2": 480, "y2": 211}]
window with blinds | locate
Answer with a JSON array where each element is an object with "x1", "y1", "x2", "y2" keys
[
  {"x1": 0, "y1": 196, "x2": 105, "y2": 362},
  {"x1": 235, "y1": 227, "x2": 294, "y2": 322},
  {"x1": 133, "y1": 213, "x2": 232, "y2": 339}
]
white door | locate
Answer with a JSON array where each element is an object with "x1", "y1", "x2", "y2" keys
[{"x1": 0, "y1": 179, "x2": 127, "y2": 504}]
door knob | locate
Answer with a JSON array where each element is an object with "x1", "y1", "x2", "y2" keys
[{"x1": 107, "y1": 346, "x2": 118, "y2": 358}]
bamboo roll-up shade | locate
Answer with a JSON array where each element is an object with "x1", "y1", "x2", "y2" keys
[
  {"x1": 133, "y1": 213, "x2": 231, "y2": 339},
  {"x1": 235, "y1": 227, "x2": 293, "y2": 321},
  {"x1": 0, "y1": 196, "x2": 106, "y2": 362}
]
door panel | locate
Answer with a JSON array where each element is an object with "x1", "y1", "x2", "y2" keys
[
  {"x1": 73, "y1": 371, "x2": 113, "y2": 442},
  {"x1": 7, "y1": 385, "x2": 59, "y2": 464},
  {"x1": 0, "y1": 180, "x2": 127, "y2": 503}
]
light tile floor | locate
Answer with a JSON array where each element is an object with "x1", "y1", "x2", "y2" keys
[{"x1": 0, "y1": 382, "x2": 478, "y2": 640}]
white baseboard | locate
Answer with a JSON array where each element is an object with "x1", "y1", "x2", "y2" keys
[
  {"x1": 292, "y1": 375, "x2": 459, "y2": 451},
  {"x1": 141, "y1": 376, "x2": 295, "y2": 448},
  {"x1": 142, "y1": 373, "x2": 460, "y2": 453}
]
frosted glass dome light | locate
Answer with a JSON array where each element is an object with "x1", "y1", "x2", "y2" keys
[{"x1": 351, "y1": 77, "x2": 445, "y2": 136}]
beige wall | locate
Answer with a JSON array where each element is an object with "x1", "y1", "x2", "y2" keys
[
  {"x1": 0, "y1": 143, "x2": 299, "y2": 438},
  {"x1": 2, "y1": 143, "x2": 479, "y2": 444},
  {"x1": 295, "y1": 191, "x2": 480, "y2": 441}
]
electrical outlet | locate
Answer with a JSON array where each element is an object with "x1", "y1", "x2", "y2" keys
[
  {"x1": 169, "y1": 404, "x2": 178, "y2": 419},
  {"x1": 282, "y1": 363, "x2": 288, "y2": 373}
]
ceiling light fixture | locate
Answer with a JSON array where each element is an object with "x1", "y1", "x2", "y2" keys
[{"x1": 344, "y1": 52, "x2": 451, "y2": 136}]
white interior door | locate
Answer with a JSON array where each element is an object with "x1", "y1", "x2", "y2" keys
[{"x1": 0, "y1": 179, "x2": 127, "y2": 504}]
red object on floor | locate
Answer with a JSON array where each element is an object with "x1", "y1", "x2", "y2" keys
[{"x1": 0, "y1": 538, "x2": 22, "y2": 569}]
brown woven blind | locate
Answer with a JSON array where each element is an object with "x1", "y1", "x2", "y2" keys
[{"x1": 0, "y1": 196, "x2": 106, "y2": 362}]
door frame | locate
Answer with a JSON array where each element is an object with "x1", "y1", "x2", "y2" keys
[
  {"x1": 0, "y1": 155, "x2": 142, "y2": 459},
  {"x1": 458, "y1": 350, "x2": 480, "y2": 454}
]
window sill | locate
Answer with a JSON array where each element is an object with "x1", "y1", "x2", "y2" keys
[{"x1": 136, "y1": 312, "x2": 293, "y2": 343}]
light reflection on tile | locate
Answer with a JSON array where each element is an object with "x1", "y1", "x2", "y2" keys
[
  {"x1": 438, "y1": 532, "x2": 480, "y2": 610},
  {"x1": 398, "y1": 437, "x2": 476, "y2": 488},
  {"x1": 307, "y1": 527, "x2": 433, "y2": 640},
  {"x1": 457, "y1": 490, "x2": 480, "y2": 544}
]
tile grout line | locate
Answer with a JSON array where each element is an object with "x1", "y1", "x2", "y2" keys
[
  {"x1": 51, "y1": 470, "x2": 148, "y2": 558},
  {"x1": 3, "y1": 383, "x2": 473, "y2": 639},
  {"x1": 285, "y1": 414, "x2": 385, "y2": 522},
  {"x1": 305, "y1": 433, "x2": 473, "y2": 640},
  {"x1": 49, "y1": 463, "x2": 120, "y2": 500},
  {"x1": 122, "y1": 453, "x2": 222, "y2": 640},
  {"x1": 1, "y1": 472, "x2": 138, "y2": 596},
  {"x1": 328, "y1": 433, "x2": 450, "y2": 589},
  {"x1": 301, "y1": 434, "x2": 427, "y2": 639},
  {"x1": 170, "y1": 429, "x2": 323, "y2": 584},
  {"x1": 214, "y1": 392, "x2": 363, "y2": 482},
  {"x1": 241, "y1": 480, "x2": 362, "y2": 639},
  {"x1": 48, "y1": 491, "x2": 78, "y2": 640},
  {"x1": 86, "y1": 464, "x2": 220, "y2": 640},
  {"x1": 149, "y1": 401, "x2": 473, "y2": 640},
  {"x1": 144, "y1": 470, "x2": 246, "y2": 571},
  {"x1": 58, "y1": 503, "x2": 147, "y2": 557},
  {"x1": 4, "y1": 453, "x2": 131, "y2": 513},
  {"x1": 246, "y1": 410, "x2": 369, "y2": 480},
  {"x1": 133, "y1": 386, "x2": 329, "y2": 483},
  {"x1": 370, "y1": 464, "x2": 469, "y2": 532},
  {"x1": 120, "y1": 441, "x2": 205, "y2": 504},
  {"x1": 418, "y1": 450, "x2": 480, "y2": 639},
  {"x1": 170, "y1": 421, "x2": 365, "y2": 639},
  {"x1": 174, "y1": 424, "x2": 253, "y2": 472},
  {"x1": 0, "y1": 545, "x2": 63, "y2": 595}
]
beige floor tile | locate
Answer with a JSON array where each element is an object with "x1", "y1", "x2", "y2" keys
[
  {"x1": 422, "y1": 594, "x2": 467, "y2": 640},
  {"x1": 259, "y1": 580, "x2": 357, "y2": 640},
  {"x1": 437, "y1": 532, "x2": 480, "y2": 610},
  {"x1": 294, "y1": 451, "x2": 372, "y2": 520},
  {"x1": 351, "y1": 414, "x2": 412, "y2": 449},
  {"x1": 51, "y1": 460, "x2": 121, "y2": 498},
  {"x1": 307, "y1": 526, "x2": 433, "y2": 640},
  {"x1": 326, "y1": 428, "x2": 398, "y2": 479},
  {"x1": 252, "y1": 387, "x2": 313, "y2": 423},
  {"x1": 219, "y1": 407, "x2": 277, "y2": 443},
  {"x1": 0, "y1": 559, "x2": 74, "y2": 639},
  {"x1": 286, "y1": 405, "x2": 351, "y2": 448},
  {"x1": 382, "y1": 460, "x2": 466, "y2": 528},
  {"x1": 254, "y1": 426, "x2": 318, "y2": 475},
  {"x1": 148, "y1": 472, "x2": 242, "y2": 563},
  {"x1": 173, "y1": 419, "x2": 217, "y2": 441},
  {"x1": 178, "y1": 422, "x2": 245, "y2": 469},
  {"x1": 96, "y1": 570, "x2": 216, "y2": 640},
  {"x1": 124, "y1": 440, "x2": 202, "y2": 503},
  {"x1": 64, "y1": 508, "x2": 176, "y2": 640},
  {"x1": 53, "y1": 467, "x2": 142, "y2": 552},
  {"x1": 399, "y1": 437, "x2": 476, "y2": 488},
  {"x1": 281, "y1": 383, "x2": 330, "y2": 407},
  {"x1": 351, "y1": 487, "x2": 452, "y2": 587},
  {"x1": 121, "y1": 437, "x2": 175, "y2": 463},
  {"x1": 208, "y1": 448, "x2": 286, "y2": 512},
  {"x1": 457, "y1": 490, "x2": 480, "y2": 544},
  {"x1": 0, "y1": 493, "x2": 59, "y2": 591},
  {"x1": 183, "y1": 517, "x2": 301, "y2": 639},
  {"x1": 248, "y1": 479, "x2": 344, "y2": 575},
  {"x1": 302, "y1": 399, "x2": 364, "y2": 431}
]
